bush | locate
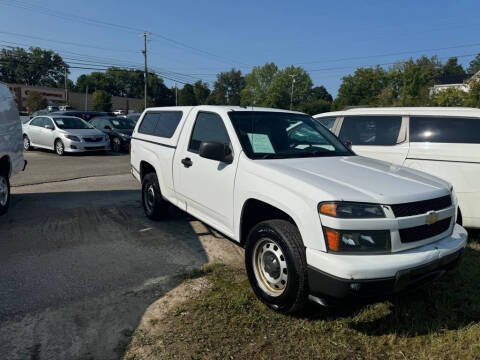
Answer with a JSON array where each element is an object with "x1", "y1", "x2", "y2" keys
[
  {"x1": 433, "y1": 87, "x2": 467, "y2": 107},
  {"x1": 92, "y1": 90, "x2": 112, "y2": 111},
  {"x1": 24, "y1": 91, "x2": 48, "y2": 114}
]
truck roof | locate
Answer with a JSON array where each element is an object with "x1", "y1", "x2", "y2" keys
[
  {"x1": 143, "y1": 105, "x2": 305, "y2": 115},
  {"x1": 314, "y1": 107, "x2": 480, "y2": 118}
]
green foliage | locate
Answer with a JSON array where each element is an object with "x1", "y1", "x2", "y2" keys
[
  {"x1": 297, "y1": 99, "x2": 331, "y2": 115},
  {"x1": 468, "y1": 54, "x2": 480, "y2": 75},
  {"x1": 193, "y1": 80, "x2": 211, "y2": 104},
  {"x1": 24, "y1": 91, "x2": 48, "y2": 113},
  {"x1": 465, "y1": 80, "x2": 480, "y2": 108},
  {"x1": 209, "y1": 69, "x2": 245, "y2": 105},
  {"x1": 0, "y1": 47, "x2": 68, "y2": 87},
  {"x1": 265, "y1": 65, "x2": 313, "y2": 110},
  {"x1": 178, "y1": 83, "x2": 197, "y2": 106},
  {"x1": 92, "y1": 90, "x2": 112, "y2": 111},
  {"x1": 241, "y1": 62, "x2": 279, "y2": 106},
  {"x1": 433, "y1": 87, "x2": 467, "y2": 107}
]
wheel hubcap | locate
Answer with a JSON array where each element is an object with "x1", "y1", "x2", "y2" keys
[
  {"x1": 253, "y1": 238, "x2": 288, "y2": 297},
  {"x1": 24, "y1": 138, "x2": 29, "y2": 149},
  {"x1": 56, "y1": 142, "x2": 63, "y2": 154},
  {"x1": 0, "y1": 177, "x2": 8, "y2": 206},
  {"x1": 144, "y1": 184, "x2": 155, "y2": 212}
]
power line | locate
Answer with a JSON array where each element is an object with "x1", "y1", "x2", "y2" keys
[{"x1": 0, "y1": 0, "x2": 251, "y2": 67}]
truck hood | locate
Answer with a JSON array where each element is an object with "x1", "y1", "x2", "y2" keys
[{"x1": 258, "y1": 155, "x2": 450, "y2": 205}]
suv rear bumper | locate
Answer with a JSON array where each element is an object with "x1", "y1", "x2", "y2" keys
[{"x1": 307, "y1": 224, "x2": 467, "y2": 300}]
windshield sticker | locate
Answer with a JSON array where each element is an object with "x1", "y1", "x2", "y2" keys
[
  {"x1": 247, "y1": 133, "x2": 275, "y2": 153},
  {"x1": 56, "y1": 120, "x2": 64, "y2": 125},
  {"x1": 112, "y1": 120, "x2": 120, "y2": 126}
]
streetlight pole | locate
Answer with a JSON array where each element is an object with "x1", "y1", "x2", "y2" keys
[
  {"x1": 289, "y1": 74, "x2": 296, "y2": 110},
  {"x1": 175, "y1": 81, "x2": 178, "y2": 106},
  {"x1": 64, "y1": 66, "x2": 68, "y2": 106}
]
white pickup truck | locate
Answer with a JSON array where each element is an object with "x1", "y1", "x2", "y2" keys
[
  {"x1": 0, "y1": 82, "x2": 25, "y2": 216},
  {"x1": 131, "y1": 106, "x2": 468, "y2": 313}
]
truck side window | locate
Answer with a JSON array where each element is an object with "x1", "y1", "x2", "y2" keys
[
  {"x1": 138, "y1": 111, "x2": 183, "y2": 138},
  {"x1": 189, "y1": 112, "x2": 231, "y2": 153},
  {"x1": 339, "y1": 116, "x2": 402, "y2": 146}
]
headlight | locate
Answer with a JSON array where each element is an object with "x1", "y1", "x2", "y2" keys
[
  {"x1": 119, "y1": 133, "x2": 131, "y2": 139},
  {"x1": 65, "y1": 135, "x2": 81, "y2": 142},
  {"x1": 323, "y1": 228, "x2": 391, "y2": 254},
  {"x1": 318, "y1": 202, "x2": 385, "y2": 218}
]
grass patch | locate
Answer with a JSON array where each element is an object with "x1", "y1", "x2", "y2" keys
[{"x1": 128, "y1": 239, "x2": 480, "y2": 360}]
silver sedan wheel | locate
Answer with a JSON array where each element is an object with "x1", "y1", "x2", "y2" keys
[
  {"x1": 55, "y1": 141, "x2": 64, "y2": 155},
  {"x1": 23, "y1": 136, "x2": 30, "y2": 150},
  {"x1": 0, "y1": 176, "x2": 8, "y2": 207},
  {"x1": 252, "y1": 238, "x2": 288, "y2": 297}
]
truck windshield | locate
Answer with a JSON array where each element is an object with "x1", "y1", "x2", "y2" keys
[{"x1": 228, "y1": 111, "x2": 353, "y2": 159}]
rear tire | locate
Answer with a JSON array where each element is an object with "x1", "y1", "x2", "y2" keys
[
  {"x1": 245, "y1": 219, "x2": 308, "y2": 313},
  {"x1": 142, "y1": 172, "x2": 169, "y2": 220},
  {"x1": 0, "y1": 173, "x2": 10, "y2": 216}
]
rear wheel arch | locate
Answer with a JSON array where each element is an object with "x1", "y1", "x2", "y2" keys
[
  {"x1": 0, "y1": 156, "x2": 11, "y2": 178},
  {"x1": 239, "y1": 198, "x2": 300, "y2": 247},
  {"x1": 140, "y1": 160, "x2": 157, "y2": 181}
]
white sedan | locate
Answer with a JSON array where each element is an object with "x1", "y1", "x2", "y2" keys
[{"x1": 22, "y1": 115, "x2": 110, "y2": 156}]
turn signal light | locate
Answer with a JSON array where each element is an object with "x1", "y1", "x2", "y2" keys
[
  {"x1": 325, "y1": 228, "x2": 340, "y2": 252},
  {"x1": 319, "y1": 203, "x2": 337, "y2": 217}
]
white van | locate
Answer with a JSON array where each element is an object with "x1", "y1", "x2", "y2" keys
[
  {"x1": 314, "y1": 107, "x2": 480, "y2": 228},
  {"x1": 0, "y1": 82, "x2": 26, "y2": 215}
]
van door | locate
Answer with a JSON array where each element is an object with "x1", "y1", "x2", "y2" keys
[
  {"x1": 338, "y1": 115, "x2": 408, "y2": 165},
  {"x1": 173, "y1": 111, "x2": 238, "y2": 236}
]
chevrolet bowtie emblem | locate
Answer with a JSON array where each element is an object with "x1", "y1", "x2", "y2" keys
[{"x1": 425, "y1": 211, "x2": 439, "y2": 225}]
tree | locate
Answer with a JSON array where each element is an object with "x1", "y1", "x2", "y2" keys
[
  {"x1": 432, "y1": 87, "x2": 467, "y2": 107},
  {"x1": 265, "y1": 66, "x2": 313, "y2": 110},
  {"x1": 440, "y1": 57, "x2": 465, "y2": 78},
  {"x1": 465, "y1": 80, "x2": 480, "y2": 108},
  {"x1": 92, "y1": 90, "x2": 112, "y2": 111},
  {"x1": 193, "y1": 80, "x2": 211, "y2": 104},
  {"x1": 398, "y1": 56, "x2": 440, "y2": 106},
  {"x1": 309, "y1": 86, "x2": 333, "y2": 103},
  {"x1": 0, "y1": 47, "x2": 68, "y2": 87},
  {"x1": 335, "y1": 66, "x2": 388, "y2": 108},
  {"x1": 178, "y1": 84, "x2": 197, "y2": 105},
  {"x1": 298, "y1": 99, "x2": 331, "y2": 115},
  {"x1": 241, "y1": 62, "x2": 279, "y2": 106},
  {"x1": 209, "y1": 69, "x2": 245, "y2": 105},
  {"x1": 24, "y1": 91, "x2": 48, "y2": 113},
  {"x1": 467, "y1": 54, "x2": 480, "y2": 75}
]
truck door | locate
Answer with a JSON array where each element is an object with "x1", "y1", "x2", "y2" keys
[
  {"x1": 174, "y1": 110, "x2": 237, "y2": 236},
  {"x1": 338, "y1": 115, "x2": 409, "y2": 165}
]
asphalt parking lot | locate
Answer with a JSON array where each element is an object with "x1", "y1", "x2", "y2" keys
[{"x1": 0, "y1": 151, "x2": 211, "y2": 359}]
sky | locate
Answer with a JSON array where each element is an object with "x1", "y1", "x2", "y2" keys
[{"x1": 1, "y1": 0, "x2": 480, "y2": 97}]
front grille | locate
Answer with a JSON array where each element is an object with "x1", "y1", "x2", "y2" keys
[
  {"x1": 83, "y1": 137, "x2": 103, "y2": 143},
  {"x1": 85, "y1": 146, "x2": 105, "y2": 150},
  {"x1": 399, "y1": 217, "x2": 451, "y2": 243},
  {"x1": 391, "y1": 195, "x2": 452, "y2": 218}
]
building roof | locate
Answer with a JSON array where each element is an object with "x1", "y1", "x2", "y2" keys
[{"x1": 314, "y1": 107, "x2": 480, "y2": 118}]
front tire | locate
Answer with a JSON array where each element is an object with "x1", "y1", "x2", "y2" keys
[
  {"x1": 23, "y1": 135, "x2": 31, "y2": 151},
  {"x1": 142, "y1": 172, "x2": 168, "y2": 220},
  {"x1": 112, "y1": 137, "x2": 121, "y2": 152},
  {"x1": 245, "y1": 220, "x2": 308, "y2": 313},
  {"x1": 0, "y1": 173, "x2": 10, "y2": 216},
  {"x1": 55, "y1": 139, "x2": 65, "y2": 156}
]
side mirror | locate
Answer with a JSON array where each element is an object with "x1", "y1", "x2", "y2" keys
[
  {"x1": 199, "y1": 141, "x2": 233, "y2": 164},
  {"x1": 44, "y1": 124, "x2": 54, "y2": 130},
  {"x1": 104, "y1": 126, "x2": 112, "y2": 130},
  {"x1": 342, "y1": 140, "x2": 352, "y2": 150}
]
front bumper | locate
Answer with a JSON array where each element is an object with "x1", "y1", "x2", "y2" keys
[
  {"x1": 64, "y1": 139, "x2": 110, "y2": 152},
  {"x1": 307, "y1": 224, "x2": 468, "y2": 300}
]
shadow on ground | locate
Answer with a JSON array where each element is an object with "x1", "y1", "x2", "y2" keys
[{"x1": 0, "y1": 190, "x2": 208, "y2": 360}]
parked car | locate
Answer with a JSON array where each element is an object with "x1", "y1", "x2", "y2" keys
[
  {"x1": 23, "y1": 115, "x2": 109, "y2": 156},
  {"x1": 0, "y1": 82, "x2": 26, "y2": 215},
  {"x1": 131, "y1": 106, "x2": 467, "y2": 313},
  {"x1": 50, "y1": 111, "x2": 108, "y2": 122},
  {"x1": 29, "y1": 109, "x2": 50, "y2": 119},
  {"x1": 124, "y1": 112, "x2": 142, "y2": 123},
  {"x1": 90, "y1": 116, "x2": 135, "y2": 152},
  {"x1": 47, "y1": 105, "x2": 59, "y2": 112},
  {"x1": 113, "y1": 110, "x2": 126, "y2": 116},
  {"x1": 314, "y1": 107, "x2": 480, "y2": 229}
]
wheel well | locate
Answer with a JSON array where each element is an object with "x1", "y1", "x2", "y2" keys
[
  {"x1": 457, "y1": 207, "x2": 463, "y2": 226},
  {"x1": 140, "y1": 161, "x2": 156, "y2": 180},
  {"x1": 0, "y1": 156, "x2": 11, "y2": 177},
  {"x1": 240, "y1": 199, "x2": 296, "y2": 246}
]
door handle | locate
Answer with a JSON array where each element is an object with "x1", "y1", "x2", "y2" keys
[{"x1": 181, "y1": 157, "x2": 193, "y2": 168}]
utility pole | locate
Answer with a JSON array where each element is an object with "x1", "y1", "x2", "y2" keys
[
  {"x1": 289, "y1": 74, "x2": 296, "y2": 111},
  {"x1": 85, "y1": 85, "x2": 88, "y2": 110},
  {"x1": 175, "y1": 81, "x2": 178, "y2": 106},
  {"x1": 64, "y1": 66, "x2": 68, "y2": 106},
  {"x1": 141, "y1": 32, "x2": 150, "y2": 109}
]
